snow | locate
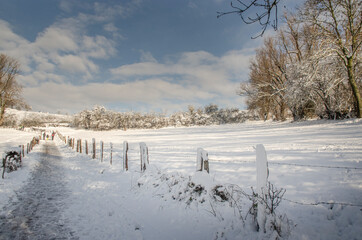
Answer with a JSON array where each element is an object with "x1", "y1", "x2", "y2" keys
[
  {"x1": 0, "y1": 128, "x2": 41, "y2": 206},
  {"x1": 1, "y1": 119, "x2": 362, "y2": 239}
]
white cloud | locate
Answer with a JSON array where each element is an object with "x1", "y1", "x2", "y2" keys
[
  {"x1": 57, "y1": 55, "x2": 89, "y2": 73},
  {"x1": 82, "y1": 35, "x2": 116, "y2": 59},
  {"x1": 23, "y1": 78, "x2": 217, "y2": 113},
  {"x1": 18, "y1": 71, "x2": 65, "y2": 87},
  {"x1": 110, "y1": 49, "x2": 252, "y2": 97},
  {"x1": 0, "y1": 15, "x2": 118, "y2": 83},
  {"x1": 0, "y1": 20, "x2": 29, "y2": 50},
  {"x1": 34, "y1": 27, "x2": 78, "y2": 53},
  {"x1": 33, "y1": 55, "x2": 55, "y2": 72},
  {"x1": 59, "y1": 0, "x2": 75, "y2": 13},
  {"x1": 103, "y1": 23, "x2": 118, "y2": 33},
  {"x1": 140, "y1": 50, "x2": 157, "y2": 63},
  {"x1": 94, "y1": 2, "x2": 126, "y2": 21}
]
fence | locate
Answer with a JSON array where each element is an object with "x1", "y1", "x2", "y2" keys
[
  {"x1": 57, "y1": 131, "x2": 362, "y2": 215},
  {"x1": 60, "y1": 134, "x2": 149, "y2": 172}
]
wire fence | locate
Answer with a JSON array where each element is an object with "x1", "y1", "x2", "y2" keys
[
  {"x1": 57, "y1": 131, "x2": 362, "y2": 208},
  {"x1": 281, "y1": 198, "x2": 362, "y2": 208}
]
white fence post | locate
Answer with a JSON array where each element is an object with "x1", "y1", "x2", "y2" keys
[
  {"x1": 256, "y1": 144, "x2": 268, "y2": 233},
  {"x1": 140, "y1": 142, "x2": 149, "y2": 172},
  {"x1": 196, "y1": 148, "x2": 203, "y2": 171},
  {"x1": 123, "y1": 141, "x2": 128, "y2": 171},
  {"x1": 196, "y1": 148, "x2": 209, "y2": 173}
]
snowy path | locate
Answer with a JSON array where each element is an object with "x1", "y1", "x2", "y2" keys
[{"x1": 0, "y1": 141, "x2": 78, "y2": 240}]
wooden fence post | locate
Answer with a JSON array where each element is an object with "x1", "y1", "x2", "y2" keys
[
  {"x1": 76, "y1": 139, "x2": 79, "y2": 152},
  {"x1": 196, "y1": 148, "x2": 209, "y2": 173},
  {"x1": 22, "y1": 145, "x2": 25, "y2": 157},
  {"x1": 18, "y1": 145, "x2": 22, "y2": 162},
  {"x1": 100, "y1": 141, "x2": 104, "y2": 162},
  {"x1": 92, "y1": 138, "x2": 96, "y2": 159},
  {"x1": 85, "y1": 140, "x2": 88, "y2": 155},
  {"x1": 123, "y1": 141, "x2": 128, "y2": 171},
  {"x1": 79, "y1": 139, "x2": 82, "y2": 153},
  {"x1": 256, "y1": 144, "x2": 268, "y2": 233},
  {"x1": 110, "y1": 142, "x2": 113, "y2": 165},
  {"x1": 140, "y1": 142, "x2": 149, "y2": 172},
  {"x1": 27, "y1": 143, "x2": 29, "y2": 154}
]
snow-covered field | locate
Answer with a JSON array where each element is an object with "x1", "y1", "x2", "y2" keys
[{"x1": 1, "y1": 119, "x2": 362, "y2": 239}]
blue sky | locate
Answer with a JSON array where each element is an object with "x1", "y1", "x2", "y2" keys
[{"x1": 0, "y1": 0, "x2": 295, "y2": 114}]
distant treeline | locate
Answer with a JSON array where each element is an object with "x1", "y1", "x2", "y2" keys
[
  {"x1": 2, "y1": 109, "x2": 72, "y2": 128},
  {"x1": 72, "y1": 105, "x2": 258, "y2": 130}
]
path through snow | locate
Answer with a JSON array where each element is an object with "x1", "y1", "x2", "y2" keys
[{"x1": 0, "y1": 141, "x2": 78, "y2": 240}]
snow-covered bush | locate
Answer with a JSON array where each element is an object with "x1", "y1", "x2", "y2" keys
[
  {"x1": 1, "y1": 109, "x2": 72, "y2": 128},
  {"x1": 2, "y1": 150, "x2": 22, "y2": 179},
  {"x1": 136, "y1": 169, "x2": 292, "y2": 239}
]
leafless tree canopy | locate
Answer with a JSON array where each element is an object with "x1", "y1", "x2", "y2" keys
[
  {"x1": 239, "y1": 0, "x2": 362, "y2": 120},
  {"x1": 0, "y1": 53, "x2": 29, "y2": 125},
  {"x1": 217, "y1": 0, "x2": 281, "y2": 38}
]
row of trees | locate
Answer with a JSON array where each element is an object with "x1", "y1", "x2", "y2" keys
[
  {"x1": 2, "y1": 109, "x2": 72, "y2": 128},
  {"x1": 72, "y1": 105, "x2": 257, "y2": 130},
  {"x1": 240, "y1": 0, "x2": 362, "y2": 121}
]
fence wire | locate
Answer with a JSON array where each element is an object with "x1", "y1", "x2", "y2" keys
[
  {"x1": 268, "y1": 162, "x2": 362, "y2": 170},
  {"x1": 282, "y1": 197, "x2": 362, "y2": 208},
  {"x1": 58, "y1": 133, "x2": 362, "y2": 209}
]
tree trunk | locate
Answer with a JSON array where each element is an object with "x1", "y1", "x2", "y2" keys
[
  {"x1": 0, "y1": 100, "x2": 6, "y2": 126},
  {"x1": 347, "y1": 57, "x2": 362, "y2": 118}
]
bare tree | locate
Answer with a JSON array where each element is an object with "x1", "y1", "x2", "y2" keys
[
  {"x1": 301, "y1": 0, "x2": 362, "y2": 117},
  {"x1": 0, "y1": 54, "x2": 28, "y2": 125},
  {"x1": 238, "y1": 36, "x2": 290, "y2": 120},
  {"x1": 240, "y1": 6, "x2": 360, "y2": 120},
  {"x1": 218, "y1": 0, "x2": 281, "y2": 38}
]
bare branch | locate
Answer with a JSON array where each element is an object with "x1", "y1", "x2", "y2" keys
[{"x1": 217, "y1": 0, "x2": 281, "y2": 38}]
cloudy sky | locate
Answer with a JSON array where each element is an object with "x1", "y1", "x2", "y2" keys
[{"x1": 0, "y1": 0, "x2": 295, "y2": 114}]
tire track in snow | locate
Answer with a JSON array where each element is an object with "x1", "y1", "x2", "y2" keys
[{"x1": 0, "y1": 141, "x2": 78, "y2": 240}]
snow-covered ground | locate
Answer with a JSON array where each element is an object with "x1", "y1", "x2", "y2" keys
[{"x1": 1, "y1": 119, "x2": 361, "y2": 239}]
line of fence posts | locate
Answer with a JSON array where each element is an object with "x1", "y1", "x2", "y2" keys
[
  {"x1": 56, "y1": 132, "x2": 269, "y2": 228},
  {"x1": 55, "y1": 132, "x2": 300, "y2": 233},
  {"x1": 17, "y1": 135, "x2": 41, "y2": 160}
]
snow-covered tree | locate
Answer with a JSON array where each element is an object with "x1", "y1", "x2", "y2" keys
[
  {"x1": 301, "y1": 0, "x2": 362, "y2": 117},
  {"x1": 0, "y1": 54, "x2": 29, "y2": 125}
]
